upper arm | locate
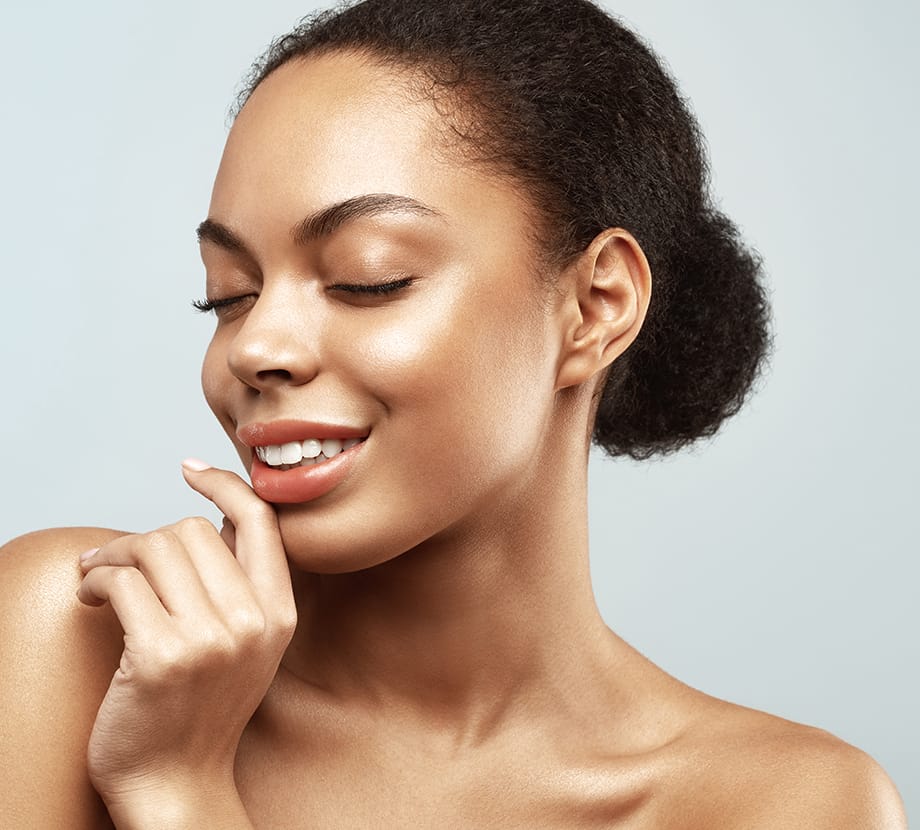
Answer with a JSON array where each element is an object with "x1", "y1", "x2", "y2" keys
[{"x1": 0, "y1": 528, "x2": 127, "y2": 829}]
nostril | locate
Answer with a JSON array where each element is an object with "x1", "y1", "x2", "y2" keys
[{"x1": 255, "y1": 368, "x2": 294, "y2": 382}]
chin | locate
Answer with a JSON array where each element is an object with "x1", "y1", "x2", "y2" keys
[{"x1": 273, "y1": 504, "x2": 417, "y2": 575}]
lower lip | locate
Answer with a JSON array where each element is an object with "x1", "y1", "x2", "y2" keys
[{"x1": 249, "y1": 442, "x2": 364, "y2": 504}]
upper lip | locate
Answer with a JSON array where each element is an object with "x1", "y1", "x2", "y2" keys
[{"x1": 237, "y1": 419, "x2": 369, "y2": 447}]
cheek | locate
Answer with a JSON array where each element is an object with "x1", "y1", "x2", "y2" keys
[
  {"x1": 200, "y1": 332, "x2": 234, "y2": 429},
  {"x1": 276, "y1": 281, "x2": 556, "y2": 570},
  {"x1": 351, "y1": 283, "x2": 554, "y2": 469}
]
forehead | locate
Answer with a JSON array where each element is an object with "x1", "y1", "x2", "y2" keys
[
  {"x1": 210, "y1": 52, "x2": 529, "y2": 236},
  {"x1": 218, "y1": 53, "x2": 423, "y2": 200}
]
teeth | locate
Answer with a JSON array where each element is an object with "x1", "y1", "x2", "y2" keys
[
  {"x1": 301, "y1": 438, "x2": 322, "y2": 459},
  {"x1": 321, "y1": 438, "x2": 343, "y2": 457},
  {"x1": 255, "y1": 437, "x2": 364, "y2": 469},
  {"x1": 281, "y1": 441, "x2": 302, "y2": 464}
]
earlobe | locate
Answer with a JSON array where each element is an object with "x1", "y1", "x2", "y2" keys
[{"x1": 554, "y1": 228, "x2": 651, "y2": 390}]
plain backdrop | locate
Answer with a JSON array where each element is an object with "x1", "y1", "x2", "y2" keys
[{"x1": 1, "y1": 0, "x2": 917, "y2": 817}]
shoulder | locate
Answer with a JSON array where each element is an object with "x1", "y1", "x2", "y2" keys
[
  {"x1": 0, "y1": 525, "x2": 127, "y2": 576},
  {"x1": 0, "y1": 527, "x2": 128, "y2": 829},
  {"x1": 723, "y1": 716, "x2": 906, "y2": 829},
  {"x1": 670, "y1": 699, "x2": 908, "y2": 829},
  {"x1": 0, "y1": 526, "x2": 128, "y2": 634}
]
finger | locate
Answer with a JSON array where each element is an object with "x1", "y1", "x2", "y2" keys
[
  {"x1": 80, "y1": 531, "x2": 217, "y2": 621},
  {"x1": 220, "y1": 515, "x2": 237, "y2": 554},
  {"x1": 78, "y1": 565, "x2": 171, "y2": 640},
  {"x1": 180, "y1": 460, "x2": 292, "y2": 611},
  {"x1": 164, "y1": 516, "x2": 263, "y2": 624}
]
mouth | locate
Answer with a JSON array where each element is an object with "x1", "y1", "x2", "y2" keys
[
  {"x1": 248, "y1": 435, "x2": 367, "y2": 505},
  {"x1": 238, "y1": 420, "x2": 369, "y2": 504},
  {"x1": 254, "y1": 437, "x2": 366, "y2": 471}
]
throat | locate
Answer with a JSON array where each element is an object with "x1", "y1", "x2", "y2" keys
[{"x1": 283, "y1": 535, "x2": 606, "y2": 739}]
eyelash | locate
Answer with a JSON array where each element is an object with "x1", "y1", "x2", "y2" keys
[
  {"x1": 192, "y1": 296, "x2": 246, "y2": 314},
  {"x1": 192, "y1": 277, "x2": 414, "y2": 314},
  {"x1": 329, "y1": 276, "x2": 414, "y2": 295}
]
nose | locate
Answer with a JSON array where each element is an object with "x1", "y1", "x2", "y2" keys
[{"x1": 226, "y1": 288, "x2": 320, "y2": 391}]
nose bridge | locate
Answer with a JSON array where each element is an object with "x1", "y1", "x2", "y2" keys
[{"x1": 228, "y1": 279, "x2": 320, "y2": 386}]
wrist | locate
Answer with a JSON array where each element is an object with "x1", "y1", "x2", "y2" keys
[{"x1": 100, "y1": 773, "x2": 254, "y2": 830}]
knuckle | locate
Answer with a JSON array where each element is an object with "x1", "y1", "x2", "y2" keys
[
  {"x1": 192, "y1": 624, "x2": 228, "y2": 650},
  {"x1": 234, "y1": 612, "x2": 268, "y2": 640},
  {"x1": 227, "y1": 608, "x2": 267, "y2": 640},
  {"x1": 149, "y1": 636, "x2": 187, "y2": 670},
  {"x1": 141, "y1": 528, "x2": 178, "y2": 553},
  {"x1": 272, "y1": 604, "x2": 299, "y2": 641},
  {"x1": 239, "y1": 626, "x2": 267, "y2": 648},
  {"x1": 176, "y1": 515, "x2": 216, "y2": 537}
]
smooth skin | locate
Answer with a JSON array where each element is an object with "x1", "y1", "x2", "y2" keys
[{"x1": 0, "y1": 52, "x2": 907, "y2": 829}]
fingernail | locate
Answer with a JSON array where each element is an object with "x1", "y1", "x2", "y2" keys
[
  {"x1": 79, "y1": 548, "x2": 99, "y2": 562},
  {"x1": 182, "y1": 457, "x2": 212, "y2": 472}
]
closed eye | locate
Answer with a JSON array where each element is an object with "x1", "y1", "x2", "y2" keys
[
  {"x1": 192, "y1": 295, "x2": 252, "y2": 314},
  {"x1": 329, "y1": 277, "x2": 414, "y2": 295},
  {"x1": 192, "y1": 277, "x2": 414, "y2": 314}
]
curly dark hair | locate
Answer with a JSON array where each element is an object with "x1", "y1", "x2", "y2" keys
[{"x1": 234, "y1": 0, "x2": 771, "y2": 460}]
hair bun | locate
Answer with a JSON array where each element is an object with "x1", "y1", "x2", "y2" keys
[{"x1": 594, "y1": 210, "x2": 771, "y2": 459}]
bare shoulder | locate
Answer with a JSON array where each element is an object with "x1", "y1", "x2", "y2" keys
[
  {"x1": 669, "y1": 695, "x2": 908, "y2": 829},
  {"x1": 0, "y1": 525, "x2": 128, "y2": 575},
  {"x1": 0, "y1": 527, "x2": 128, "y2": 829}
]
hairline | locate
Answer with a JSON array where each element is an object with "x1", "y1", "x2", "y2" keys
[{"x1": 231, "y1": 45, "x2": 580, "y2": 274}]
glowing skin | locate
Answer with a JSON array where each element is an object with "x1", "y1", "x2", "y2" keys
[{"x1": 201, "y1": 55, "x2": 578, "y2": 574}]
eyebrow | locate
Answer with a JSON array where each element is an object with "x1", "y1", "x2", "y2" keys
[
  {"x1": 293, "y1": 193, "x2": 442, "y2": 245},
  {"x1": 196, "y1": 193, "x2": 443, "y2": 255}
]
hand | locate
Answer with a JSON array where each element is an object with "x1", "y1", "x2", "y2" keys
[{"x1": 76, "y1": 460, "x2": 296, "y2": 823}]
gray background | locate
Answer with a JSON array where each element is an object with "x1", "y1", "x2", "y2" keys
[{"x1": 1, "y1": 0, "x2": 916, "y2": 817}]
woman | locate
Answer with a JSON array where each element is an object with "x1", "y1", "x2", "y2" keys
[{"x1": 0, "y1": 0, "x2": 907, "y2": 826}]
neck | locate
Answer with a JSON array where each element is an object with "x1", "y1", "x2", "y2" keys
[{"x1": 281, "y1": 448, "x2": 612, "y2": 738}]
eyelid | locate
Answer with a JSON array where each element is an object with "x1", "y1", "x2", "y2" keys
[
  {"x1": 191, "y1": 295, "x2": 251, "y2": 314},
  {"x1": 329, "y1": 276, "x2": 414, "y2": 295},
  {"x1": 192, "y1": 276, "x2": 414, "y2": 314}
]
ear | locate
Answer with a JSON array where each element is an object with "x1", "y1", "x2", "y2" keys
[{"x1": 554, "y1": 228, "x2": 651, "y2": 390}]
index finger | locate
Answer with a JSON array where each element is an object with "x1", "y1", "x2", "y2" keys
[{"x1": 180, "y1": 459, "x2": 292, "y2": 607}]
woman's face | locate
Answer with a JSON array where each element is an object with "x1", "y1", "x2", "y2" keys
[{"x1": 201, "y1": 52, "x2": 569, "y2": 571}]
